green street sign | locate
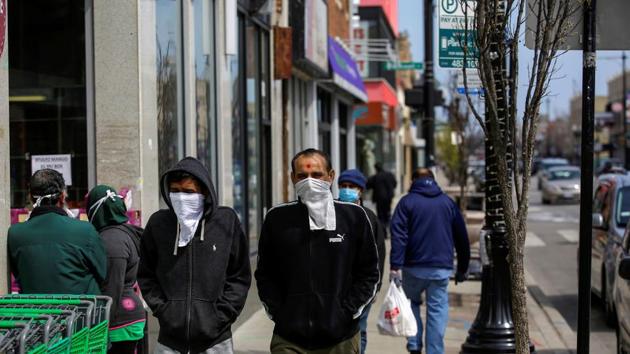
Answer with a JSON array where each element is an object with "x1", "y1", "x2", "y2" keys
[{"x1": 384, "y1": 62, "x2": 424, "y2": 71}]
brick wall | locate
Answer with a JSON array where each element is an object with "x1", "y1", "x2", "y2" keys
[{"x1": 328, "y1": 0, "x2": 351, "y2": 39}]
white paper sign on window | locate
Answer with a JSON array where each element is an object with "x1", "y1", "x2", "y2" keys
[{"x1": 31, "y1": 154, "x2": 73, "y2": 186}]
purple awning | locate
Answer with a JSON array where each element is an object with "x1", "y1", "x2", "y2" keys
[{"x1": 328, "y1": 36, "x2": 367, "y2": 102}]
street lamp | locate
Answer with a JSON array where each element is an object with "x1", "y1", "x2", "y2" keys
[{"x1": 460, "y1": 0, "x2": 534, "y2": 352}]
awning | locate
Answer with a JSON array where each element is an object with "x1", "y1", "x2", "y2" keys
[
  {"x1": 364, "y1": 79, "x2": 398, "y2": 107},
  {"x1": 328, "y1": 36, "x2": 368, "y2": 102}
]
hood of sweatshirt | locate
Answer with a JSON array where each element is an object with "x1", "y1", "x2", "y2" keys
[
  {"x1": 409, "y1": 177, "x2": 443, "y2": 198},
  {"x1": 160, "y1": 157, "x2": 217, "y2": 217}
]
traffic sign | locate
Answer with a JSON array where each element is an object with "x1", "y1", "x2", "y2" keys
[
  {"x1": 384, "y1": 62, "x2": 424, "y2": 71},
  {"x1": 457, "y1": 87, "x2": 484, "y2": 95},
  {"x1": 439, "y1": 0, "x2": 478, "y2": 69},
  {"x1": 456, "y1": 69, "x2": 483, "y2": 93}
]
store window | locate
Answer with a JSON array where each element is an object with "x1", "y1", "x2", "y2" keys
[
  {"x1": 339, "y1": 102, "x2": 348, "y2": 171},
  {"x1": 317, "y1": 88, "x2": 332, "y2": 155},
  {"x1": 232, "y1": 12, "x2": 271, "y2": 246},
  {"x1": 193, "y1": 0, "x2": 218, "y2": 183},
  {"x1": 9, "y1": 0, "x2": 88, "y2": 208},
  {"x1": 156, "y1": 0, "x2": 184, "y2": 184}
]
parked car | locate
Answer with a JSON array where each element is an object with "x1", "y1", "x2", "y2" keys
[
  {"x1": 612, "y1": 225, "x2": 630, "y2": 353},
  {"x1": 541, "y1": 166, "x2": 580, "y2": 204},
  {"x1": 591, "y1": 173, "x2": 630, "y2": 326},
  {"x1": 537, "y1": 157, "x2": 569, "y2": 190}
]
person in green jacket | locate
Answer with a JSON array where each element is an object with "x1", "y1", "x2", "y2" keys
[{"x1": 8, "y1": 169, "x2": 107, "y2": 295}]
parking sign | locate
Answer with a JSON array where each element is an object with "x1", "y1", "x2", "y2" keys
[{"x1": 439, "y1": 0, "x2": 478, "y2": 69}]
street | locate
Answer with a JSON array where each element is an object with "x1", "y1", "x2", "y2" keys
[{"x1": 526, "y1": 177, "x2": 615, "y2": 353}]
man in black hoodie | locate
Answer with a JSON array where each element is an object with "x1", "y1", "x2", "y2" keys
[
  {"x1": 256, "y1": 149, "x2": 380, "y2": 354},
  {"x1": 138, "y1": 157, "x2": 251, "y2": 354}
]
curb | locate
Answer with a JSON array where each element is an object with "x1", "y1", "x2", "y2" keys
[{"x1": 525, "y1": 270, "x2": 577, "y2": 353}]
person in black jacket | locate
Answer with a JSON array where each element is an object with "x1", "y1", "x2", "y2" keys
[
  {"x1": 337, "y1": 169, "x2": 385, "y2": 354},
  {"x1": 256, "y1": 149, "x2": 380, "y2": 354},
  {"x1": 138, "y1": 157, "x2": 251, "y2": 354},
  {"x1": 86, "y1": 185, "x2": 146, "y2": 354},
  {"x1": 366, "y1": 162, "x2": 397, "y2": 229}
]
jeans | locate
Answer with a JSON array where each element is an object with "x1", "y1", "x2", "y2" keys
[
  {"x1": 401, "y1": 271, "x2": 449, "y2": 354},
  {"x1": 358, "y1": 303, "x2": 372, "y2": 354}
]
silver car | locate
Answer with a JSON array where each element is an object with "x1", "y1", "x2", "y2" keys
[{"x1": 541, "y1": 166, "x2": 580, "y2": 204}]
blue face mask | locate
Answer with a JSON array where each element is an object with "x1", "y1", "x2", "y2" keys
[{"x1": 339, "y1": 188, "x2": 360, "y2": 203}]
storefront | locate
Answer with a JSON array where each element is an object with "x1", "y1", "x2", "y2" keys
[
  {"x1": 230, "y1": 1, "x2": 272, "y2": 246},
  {"x1": 9, "y1": 0, "x2": 91, "y2": 211},
  {"x1": 156, "y1": 0, "x2": 219, "y2": 197},
  {"x1": 354, "y1": 79, "x2": 399, "y2": 175}
]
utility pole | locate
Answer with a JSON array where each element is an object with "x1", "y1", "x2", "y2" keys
[
  {"x1": 577, "y1": 0, "x2": 596, "y2": 352},
  {"x1": 623, "y1": 51, "x2": 628, "y2": 169},
  {"x1": 423, "y1": 0, "x2": 435, "y2": 167}
]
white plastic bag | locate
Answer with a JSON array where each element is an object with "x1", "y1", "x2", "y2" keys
[{"x1": 377, "y1": 280, "x2": 418, "y2": 337}]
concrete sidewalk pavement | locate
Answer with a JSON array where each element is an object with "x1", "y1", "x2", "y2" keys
[
  {"x1": 232, "y1": 281, "x2": 571, "y2": 354},
  {"x1": 232, "y1": 245, "x2": 573, "y2": 354}
]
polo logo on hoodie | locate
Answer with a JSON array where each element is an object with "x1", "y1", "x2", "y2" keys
[{"x1": 329, "y1": 233, "x2": 345, "y2": 243}]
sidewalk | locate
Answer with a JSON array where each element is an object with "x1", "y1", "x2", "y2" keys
[{"x1": 232, "y1": 242, "x2": 573, "y2": 354}]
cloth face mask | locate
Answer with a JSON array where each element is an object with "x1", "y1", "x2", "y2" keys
[
  {"x1": 295, "y1": 177, "x2": 336, "y2": 231},
  {"x1": 170, "y1": 192, "x2": 205, "y2": 247}
]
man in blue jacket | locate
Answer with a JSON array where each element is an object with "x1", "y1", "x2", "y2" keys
[{"x1": 390, "y1": 168, "x2": 470, "y2": 354}]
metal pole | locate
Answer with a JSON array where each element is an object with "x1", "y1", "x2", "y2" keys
[
  {"x1": 577, "y1": 0, "x2": 596, "y2": 352},
  {"x1": 423, "y1": 0, "x2": 435, "y2": 167},
  {"x1": 623, "y1": 51, "x2": 628, "y2": 169}
]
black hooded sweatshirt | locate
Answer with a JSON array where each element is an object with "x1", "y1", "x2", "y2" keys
[{"x1": 138, "y1": 157, "x2": 251, "y2": 353}]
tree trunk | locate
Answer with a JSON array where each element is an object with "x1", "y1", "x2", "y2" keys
[{"x1": 509, "y1": 228, "x2": 530, "y2": 354}]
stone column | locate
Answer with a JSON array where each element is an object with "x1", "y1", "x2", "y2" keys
[{"x1": 93, "y1": 0, "x2": 159, "y2": 223}]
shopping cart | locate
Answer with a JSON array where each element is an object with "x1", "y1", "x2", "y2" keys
[
  {"x1": 0, "y1": 295, "x2": 112, "y2": 354},
  {"x1": 0, "y1": 318, "x2": 51, "y2": 354}
]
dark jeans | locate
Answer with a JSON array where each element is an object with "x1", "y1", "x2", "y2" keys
[
  {"x1": 376, "y1": 200, "x2": 392, "y2": 227},
  {"x1": 108, "y1": 340, "x2": 139, "y2": 354}
]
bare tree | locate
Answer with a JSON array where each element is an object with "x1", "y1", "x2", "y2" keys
[{"x1": 458, "y1": 0, "x2": 580, "y2": 352}]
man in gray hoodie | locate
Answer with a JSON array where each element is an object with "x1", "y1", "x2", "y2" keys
[{"x1": 138, "y1": 157, "x2": 251, "y2": 354}]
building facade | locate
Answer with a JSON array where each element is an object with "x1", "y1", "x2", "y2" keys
[{"x1": 0, "y1": 0, "x2": 370, "y2": 281}]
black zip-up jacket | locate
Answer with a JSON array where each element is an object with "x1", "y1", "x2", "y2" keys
[
  {"x1": 255, "y1": 200, "x2": 380, "y2": 350},
  {"x1": 363, "y1": 207, "x2": 386, "y2": 290},
  {"x1": 138, "y1": 157, "x2": 251, "y2": 353},
  {"x1": 99, "y1": 224, "x2": 146, "y2": 330}
]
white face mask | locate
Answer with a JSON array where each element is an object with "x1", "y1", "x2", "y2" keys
[
  {"x1": 170, "y1": 192, "x2": 205, "y2": 247},
  {"x1": 295, "y1": 177, "x2": 336, "y2": 231}
]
